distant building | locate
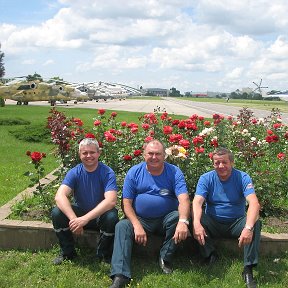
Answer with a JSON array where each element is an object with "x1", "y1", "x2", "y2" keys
[{"x1": 143, "y1": 88, "x2": 169, "y2": 96}]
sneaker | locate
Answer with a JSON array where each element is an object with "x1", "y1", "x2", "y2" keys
[
  {"x1": 242, "y1": 266, "x2": 257, "y2": 288},
  {"x1": 53, "y1": 253, "x2": 76, "y2": 265}
]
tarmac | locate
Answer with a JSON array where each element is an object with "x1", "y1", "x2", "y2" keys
[{"x1": 5, "y1": 98, "x2": 288, "y2": 123}]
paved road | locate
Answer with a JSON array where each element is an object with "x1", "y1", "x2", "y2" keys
[{"x1": 5, "y1": 98, "x2": 288, "y2": 123}]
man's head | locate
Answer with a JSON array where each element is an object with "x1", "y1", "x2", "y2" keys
[
  {"x1": 78, "y1": 138, "x2": 101, "y2": 171},
  {"x1": 212, "y1": 147, "x2": 234, "y2": 181},
  {"x1": 143, "y1": 140, "x2": 166, "y2": 175}
]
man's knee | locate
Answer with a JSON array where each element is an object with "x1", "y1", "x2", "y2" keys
[
  {"x1": 101, "y1": 208, "x2": 119, "y2": 228},
  {"x1": 115, "y1": 219, "x2": 133, "y2": 236},
  {"x1": 51, "y1": 206, "x2": 66, "y2": 222}
]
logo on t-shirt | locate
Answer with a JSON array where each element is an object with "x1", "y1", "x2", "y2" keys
[
  {"x1": 246, "y1": 183, "x2": 254, "y2": 189},
  {"x1": 159, "y1": 188, "x2": 170, "y2": 196}
]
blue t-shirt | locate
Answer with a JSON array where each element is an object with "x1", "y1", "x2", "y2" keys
[
  {"x1": 62, "y1": 162, "x2": 118, "y2": 212},
  {"x1": 123, "y1": 162, "x2": 188, "y2": 218},
  {"x1": 195, "y1": 168, "x2": 255, "y2": 222}
]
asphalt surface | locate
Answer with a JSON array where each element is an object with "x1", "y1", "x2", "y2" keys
[{"x1": 5, "y1": 98, "x2": 288, "y2": 123}]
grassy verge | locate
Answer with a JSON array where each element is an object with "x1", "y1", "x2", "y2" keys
[
  {"x1": 0, "y1": 248, "x2": 287, "y2": 288},
  {"x1": 178, "y1": 97, "x2": 288, "y2": 113}
]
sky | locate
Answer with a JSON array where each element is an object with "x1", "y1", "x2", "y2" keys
[{"x1": 1, "y1": 0, "x2": 288, "y2": 94}]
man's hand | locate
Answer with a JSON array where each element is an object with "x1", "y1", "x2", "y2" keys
[
  {"x1": 69, "y1": 217, "x2": 89, "y2": 235},
  {"x1": 134, "y1": 223, "x2": 147, "y2": 246},
  {"x1": 173, "y1": 222, "x2": 189, "y2": 244},
  {"x1": 193, "y1": 222, "x2": 207, "y2": 246},
  {"x1": 238, "y1": 228, "x2": 253, "y2": 247}
]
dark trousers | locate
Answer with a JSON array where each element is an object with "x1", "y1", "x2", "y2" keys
[
  {"x1": 110, "y1": 210, "x2": 179, "y2": 279},
  {"x1": 51, "y1": 205, "x2": 119, "y2": 257},
  {"x1": 199, "y1": 213, "x2": 261, "y2": 266}
]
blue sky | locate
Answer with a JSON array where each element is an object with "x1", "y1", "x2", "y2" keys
[{"x1": 1, "y1": 0, "x2": 288, "y2": 93}]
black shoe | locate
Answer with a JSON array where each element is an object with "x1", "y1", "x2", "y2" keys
[
  {"x1": 159, "y1": 257, "x2": 173, "y2": 274},
  {"x1": 242, "y1": 267, "x2": 257, "y2": 288},
  {"x1": 109, "y1": 275, "x2": 130, "y2": 288},
  {"x1": 53, "y1": 253, "x2": 76, "y2": 265},
  {"x1": 204, "y1": 252, "x2": 218, "y2": 266}
]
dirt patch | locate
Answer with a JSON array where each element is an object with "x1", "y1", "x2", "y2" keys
[{"x1": 262, "y1": 217, "x2": 288, "y2": 234}]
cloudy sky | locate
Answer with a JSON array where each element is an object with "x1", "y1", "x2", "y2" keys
[{"x1": 1, "y1": 0, "x2": 288, "y2": 93}]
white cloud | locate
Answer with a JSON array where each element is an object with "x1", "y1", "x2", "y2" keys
[{"x1": 1, "y1": 0, "x2": 288, "y2": 92}]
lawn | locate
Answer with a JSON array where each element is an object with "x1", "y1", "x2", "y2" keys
[
  {"x1": 179, "y1": 97, "x2": 288, "y2": 113},
  {"x1": 0, "y1": 102, "x2": 288, "y2": 287},
  {"x1": 0, "y1": 247, "x2": 287, "y2": 288}
]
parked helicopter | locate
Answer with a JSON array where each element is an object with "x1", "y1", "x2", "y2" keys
[
  {"x1": 252, "y1": 79, "x2": 288, "y2": 101},
  {"x1": 265, "y1": 90, "x2": 288, "y2": 101},
  {"x1": 0, "y1": 78, "x2": 88, "y2": 106}
]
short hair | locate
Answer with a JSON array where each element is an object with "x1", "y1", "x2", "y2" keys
[
  {"x1": 78, "y1": 138, "x2": 100, "y2": 153},
  {"x1": 143, "y1": 139, "x2": 165, "y2": 153},
  {"x1": 212, "y1": 147, "x2": 234, "y2": 162}
]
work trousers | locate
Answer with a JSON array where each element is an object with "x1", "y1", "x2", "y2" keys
[
  {"x1": 199, "y1": 213, "x2": 262, "y2": 266},
  {"x1": 111, "y1": 210, "x2": 179, "y2": 279},
  {"x1": 51, "y1": 205, "x2": 119, "y2": 258}
]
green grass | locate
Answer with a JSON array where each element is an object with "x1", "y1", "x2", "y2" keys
[{"x1": 0, "y1": 248, "x2": 287, "y2": 287}]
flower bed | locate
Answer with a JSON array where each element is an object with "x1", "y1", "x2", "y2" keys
[{"x1": 21, "y1": 106, "x2": 288, "y2": 220}]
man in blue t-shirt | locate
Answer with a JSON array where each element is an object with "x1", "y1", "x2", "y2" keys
[
  {"x1": 192, "y1": 147, "x2": 261, "y2": 288},
  {"x1": 109, "y1": 140, "x2": 190, "y2": 288},
  {"x1": 51, "y1": 138, "x2": 119, "y2": 265}
]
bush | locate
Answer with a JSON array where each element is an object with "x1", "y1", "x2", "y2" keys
[
  {"x1": 9, "y1": 123, "x2": 51, "y2": 143},
  {"x1": 0, "y1": 97, "x2": 5, "y2": 107},
  {"x1": 0, "y1": 118, "x2": 30, "y2": 125}
]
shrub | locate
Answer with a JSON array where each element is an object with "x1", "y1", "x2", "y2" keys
[
  {"x1": 9, "y1": 123, "x2": 51, "y2": 143},
  {"x1": 46, "y1": 107, "x2": 288, "y2": 217},
  {"x1": 0, "y1": 118, "x2": 30, "y2": 125},
  {"x1": 0, "y1": 97, "x2": 5, "y2": 107}
]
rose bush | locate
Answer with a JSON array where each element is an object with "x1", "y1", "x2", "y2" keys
[
  {"x1": 47, "y1": 106, "x2": 288, "y2": 217},
  {"x1": 24, "y1": 150, "x2": 52, "y2": 207}
]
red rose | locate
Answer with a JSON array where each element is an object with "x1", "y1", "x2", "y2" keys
[
  {"x1": 123, "y1": 155, "x2": 133, "y2": 161},
  {"x1": 98, "y1": 109, "x2": 106, "y2": 115},
  {"x1": 111, "y1": 112, "x2": 117, "y2": 118},
  {"x1": 163, "y1": 126, "x2": 173, "y2": 135},
  {"x1": 30, "y1": 151, "x2": 43, "y2": 162},
  {"x1": 133, "y1": 149, "x2": 142, "y2": 157},
  {"x1": 142, "y1": 123, "x2": 150, "y2": 130},
  {"x1": 277, "y1": 153, "x2": 286, "y2": 160},
  {"x1": 179, "y1": 139, "x2": 190, "y2": 149},
  {"x1": 73, "y1": 118, "x2": 83, "y2": 126},
  {"x1": 85, "y1": 133, "x2": 95, "y2": 139},
  {"x1": 94, "y1": 120, "x2": 102, "y2": 126}
]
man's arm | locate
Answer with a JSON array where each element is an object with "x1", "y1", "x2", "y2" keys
[
  {"x1": 238, "y1": 193, "x2": 260, "y2": 247},
  {"x1": 173, "y1": 193, "x2": 190, "y2": 244},
  {"x1": 55, "y1": 184, "x2": 77, "y2": 220},
  {"x1": 69, "y1": 190, "x2": 117, "y2": 234},
  {"x1": 123, "y1": 198, "x2": 147, "y2": 246},
  {"x1": 192, "y1": 195, "x2": 207, "y2": 245}
]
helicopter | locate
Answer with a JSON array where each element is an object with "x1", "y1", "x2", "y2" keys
[
  {"x1": 252, "y1": 79, "x2": 288, "y2": 101},
  {"x1": 0, "y1": 77, "x2": 88, "y2": 106}
]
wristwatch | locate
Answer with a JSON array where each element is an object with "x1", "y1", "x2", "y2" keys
[
  {"x1": 179, "y1": 219, "x2": 190, "y2": 225},
  {"x1": 244, "y1": 225, "x2": 254, "y2": 232}
]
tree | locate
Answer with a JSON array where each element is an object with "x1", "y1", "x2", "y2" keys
[
  {"x1": 169, "y1": 87, "x2": 181, "y2": 97},
  {"x1": 27, "y1": 73, "x2": 43, "y2": 81},
  {"x1": 0, "y1": 43, "x2": 5, "y2": 78}
]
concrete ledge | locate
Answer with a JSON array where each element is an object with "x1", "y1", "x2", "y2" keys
[
  {"x1": 0, "y1": 218, "x2": 288, "y2": 257},
  {"x1": 1, "y1": 169, "x2": 288, "y2": 257}
]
